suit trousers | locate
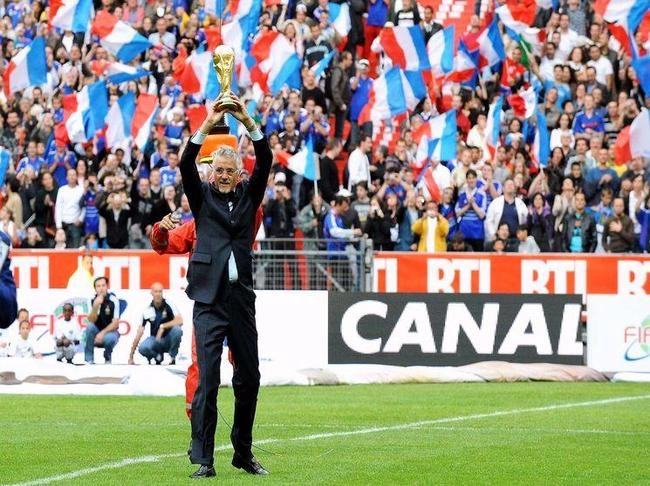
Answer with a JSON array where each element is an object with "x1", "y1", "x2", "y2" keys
[{"x1": 190, "y1": 279, "x2": 261, "y2": 466}]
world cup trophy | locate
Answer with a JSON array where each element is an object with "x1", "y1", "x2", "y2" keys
[
  {"x1": 213, "y1": 45, "x2": 237, "y2": 111},
  {"x1": 199, "y1": 45, "x2": 239, "y2": 163}
]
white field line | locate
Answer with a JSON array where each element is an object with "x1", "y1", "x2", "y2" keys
[
  {"x1": 8, "y1": 394, "x2": 650, "y2": 486},
  {"x1": 428, "y1": 426, "x2": 650, "y2": 436}
]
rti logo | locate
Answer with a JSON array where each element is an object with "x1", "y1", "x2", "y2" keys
[{"x1": 623, "y1": 317, "x2": 650, "y2": 362}]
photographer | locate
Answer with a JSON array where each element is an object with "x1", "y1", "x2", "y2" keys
[
  {"x1": 365, "y1": 196, "x2": 393, "y2": 250},
  {"x1": 411, "y1": 200, "x2": 449, "y2": 252},
  {"x1": 264, "y1": 181, "x2": 299, "y2": 289}
]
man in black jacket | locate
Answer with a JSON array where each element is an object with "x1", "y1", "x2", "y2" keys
[
  {"x1": 180, "y1": 93, "x2": 272, "y2": 479},
  {"x1": 562, "y1": 192, "x2": 597, "y2": 253},
  {"x1": 330, "y1": 51, "x2": 353, "y2": 139}
]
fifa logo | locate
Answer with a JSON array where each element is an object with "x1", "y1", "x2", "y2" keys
[{"x1": 623, "y1": 317, "x2": 650, "y2": 362}]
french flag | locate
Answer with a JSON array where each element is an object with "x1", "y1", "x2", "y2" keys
[
  {"x1": 358, "y1": 68, "x2": 426, "y2": 124},
  {"x1": 615, "y1": 108, "x2": 650, "y2": 163},
  {"x1": 2, "y1": 37, "x2": 47, "y2": 97},
  {"x1": 477, "y1": 19, "x2": 506, "y2": 71},
  {"x1": 329, "y1": 2, "x2": 351, "y2": 49},
  {"x1": 310, "y1": 48, "x2": 336, "y2": 80},
  {"x1": 175, "y1": 50, "x2": 220, "y2": 99},
  {"x1": 288, "y1": 136, "x2": 318, "y2": 181},
  {"x1": 495, "y1": 2, "x2": 534, "y2": 35},
  {"x1": 131, "y1": 93, "x2": 159, "y2": 150},
  {"x1": 427, "y1": 25, "x2": 454, "y2": 76},
  {"x1": 220, "y1": 0, "x2": 262, "y2": 59},
  {"x1": 59, "y1": 81, "x2": 109, "y2": 144},
  {"x1": 105, "y1": 92, "x2": 136, "y2": 149},
  {"x1": 91, "y1": 60, "x2": 149, "y2": 84},
  {"x1": 532, "y1": 109, "x2": 550, "y2": 167},
  {"x1": 594, "y1": 0, "x2": 650, "y2": 57},
  {"x1": 486, "y1": 96, "x2": 503, "y2": 158},
  {"x1": 50, "y1": 0, "x2": 92, "y2": 32},
  {"x1": 379, "y1": 25, "x2": 430, "y2": 71},
  {"x1": 631, "y1": 55, "x2": 650, "y2": 97},
  {"x1": 250, "y1": 31, "x2": 301, "y2": 94},
  {"x1": 413, "y1": 110, "x2": 457, "y2": 165},
  {"x1": 91, "y1": 11, "x2": 152, "y2": 62},
  {"x1": 446, "y1": 48, "x2": 477, "y2": 85},
  {"x1": 508, "y1": 86, "x2": 537, "y2": 119}
]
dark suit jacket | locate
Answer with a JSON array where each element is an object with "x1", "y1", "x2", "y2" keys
[
  {"x1": 561, "y1": 211, "x2": 597, "y2": 252},
  {"x1": 180, "y1": 137, "x2": 272, "y2": 305}
]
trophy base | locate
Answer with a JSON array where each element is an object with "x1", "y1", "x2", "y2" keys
[{"x1": 209, "y1": 120, "x2": 230, "y2": 135}]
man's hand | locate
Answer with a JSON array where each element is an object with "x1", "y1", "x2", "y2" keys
[
  {"x1": 156, "y1": 325, "x2": 165, "y2": 342},
  {"x1": 227, "y1": 92, "x2": 256, "y2": 131},
  {"x1": 159, "y1": 213, "x2": 180, "y2": 231},
  {"x1": 610, "y1": 220, "x2": 622, "y2": 233},
  {"x1": 94, "y1": 331, "x2": 105, "y2": 345},
  {"x1": 353, "y1": 228, "x2": 362, "y2": 236},
  {"x1": 199, "y1": 95, "x2": 227, "y2": 134},
  {"x1": 93, "y1": 294, "x2": 105, "y2": 308},
  {"x1": 128, "y1": 356, "x2": 135, "y2": 365}
]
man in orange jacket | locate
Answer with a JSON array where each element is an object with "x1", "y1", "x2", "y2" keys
[{"x1": 150, "y1": 206, "x2": 263, "y2": 419}]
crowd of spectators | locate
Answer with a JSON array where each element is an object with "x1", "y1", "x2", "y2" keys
[{"x1": 0, "y1": 0, "x2": 648, "y2": 258}]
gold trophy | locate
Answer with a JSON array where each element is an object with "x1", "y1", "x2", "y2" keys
[
  {"x1": 213, "y1": 45, "x2": 237, "y2": 112},
  {"x1": 199, "y1": 44, "x2": 239, "y2": 162}
]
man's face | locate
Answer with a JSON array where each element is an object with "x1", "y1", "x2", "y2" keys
[
  {"x1": 424, "y1": 7, "x2": 433, "y2": 21},
  {"x1": 596, "y1": 148, "x2": 608, "y2": 165},
  {"x1": 94, "y1": 278, "x2": 108, "y2": 296},
  {"x1": 546, "y1": 44, "x2": 555, "y2": 59},
  {"x1": 503, "y1": 180, "x2": 515, "y2": 196},
  {"x1": 584, "y1": 95, "x2": 594, "y2": 111},
  {"x1": 151, "y1": 284, "x2": 164, "y2": 304},
  {"x1": 66, "y1": 169, "x2": 77, "y2": 186},
  {"x1": 560, "y1": 15, "x2": 569, "y2": 29},
  {"x1": 62, "y1": 305, "x2": 74, "y2": 321},
  {"x1": 613, "y1": 198, "x2": 625, "y2": 216},
  {"x1": 466, "y1": 174, "x2": 476, "y2": 189},
  {"x1": 589, "y1": 46, "x2": 600, "y2": 61},
  {"x1": 575, "y1": 193, "x2": 586, "y2": 210},
  {"x1": 212, "y1": 155, "x2": 239, "y2": 194},
  {"x1": 512, "y1": 48, "x2": 521, "y2": 63}
]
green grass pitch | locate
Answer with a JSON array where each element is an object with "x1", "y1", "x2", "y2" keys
[{"x1": 1, "y1": 383, "x2": 649, "y2": 485}]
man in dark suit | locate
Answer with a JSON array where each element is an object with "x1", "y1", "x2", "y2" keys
[
  {"x1": 0, "y1": 230, "x2": 17, "y2": 328},
  {"x1": 180, "y1": 93, "x2": 272, "y2": 479}
]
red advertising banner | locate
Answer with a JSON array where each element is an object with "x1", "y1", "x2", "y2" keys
[
  {"x1": 10, "y1": 250, "x2": 650, "y2": 296},
  {"x1": 373, "y1": 252, "x2": 650, "y2": 296},
  {"x1": 11, "y1": 250, "x2": 188, "y2": 290}
]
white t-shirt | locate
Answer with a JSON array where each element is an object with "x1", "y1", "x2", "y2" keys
[
  {"x1": 587, "y1": 57, "x2": 613, "y2": 87},
  {"x1": 54, "y1": 318, "x2": 80, "y2": 342},
  {"x1": 425, "y1": 217, "x2": 438, "y2": 252},
  {"x1": 9, "y1": 335, "x2": 36, "y2": 358}
]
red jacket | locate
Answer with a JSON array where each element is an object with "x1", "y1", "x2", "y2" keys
[{"x1": 150, "y1": 207, "x2": 264, "y2": 255}]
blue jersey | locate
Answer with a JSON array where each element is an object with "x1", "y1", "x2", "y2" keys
[
  {"x1": 455, "y1": 188, "x2": 487, "y2": 240},
  {"x1": 323, "y1": 209, "x2": 349, "y2": 256},
  {"x1": 83, "y1": 190, "x2": 99, "y2": 235},
  {"x1": 160, "y1": 167, "x2": 178, "y2": 187},
  {"x1": 0, "y1": 231, "x2": 17, "y2": 329},
  {"x1": 350, "y1": 77, "x2": 372, "y2": 122}
]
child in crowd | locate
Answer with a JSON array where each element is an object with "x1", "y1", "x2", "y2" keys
[{"x1": 8, "y1": 320, "x2": 41, "y2": 358}]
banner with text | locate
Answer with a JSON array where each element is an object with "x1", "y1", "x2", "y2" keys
[
  {"x1": 587, "y1": 295, "x2": 650, "y2": 373},
  {"x1": 11, "y1": 251, "x2": 650, "y2": 297},
  {"x1": 373, "y1": 253, "x2": 650, "y2": 296},
  {"x1": 328, "y1": 293, "x2": 583, "y2": 366}
]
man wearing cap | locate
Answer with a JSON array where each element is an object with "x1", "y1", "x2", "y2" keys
[
  {"x1": 349, "y1": 59, "x2": 373, "y2": 148},
  {"x1": 180, "y1": 93, "x2": 272, "y2": 478}
]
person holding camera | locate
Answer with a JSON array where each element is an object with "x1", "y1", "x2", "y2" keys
[
  {"x1": 264, "y1": 181, "x2": 299, "y2": 290},
  {"x1": 411, "y1": 200, "x2": 449, "y2": 252}
]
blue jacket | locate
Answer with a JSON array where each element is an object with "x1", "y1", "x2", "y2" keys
[{"x1": 0, "y1": 231, "x2": 17, "y2": 329}]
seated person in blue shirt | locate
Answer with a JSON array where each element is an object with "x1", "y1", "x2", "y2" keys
[{"x1": 572, "y1": 94, "x2": 604, "y2": 141}]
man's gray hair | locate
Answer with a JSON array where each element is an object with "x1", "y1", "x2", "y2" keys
[{"x1": 212, "y1": 146, "x2": 243, "y2": 171}]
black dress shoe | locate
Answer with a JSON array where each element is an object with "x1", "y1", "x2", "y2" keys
[
  {"x1": 189, "y1": 465, "x2": 216, "y2": 479},
  {"x1": 232, "y1": 454, "x2": 269, "y2": 475}
]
